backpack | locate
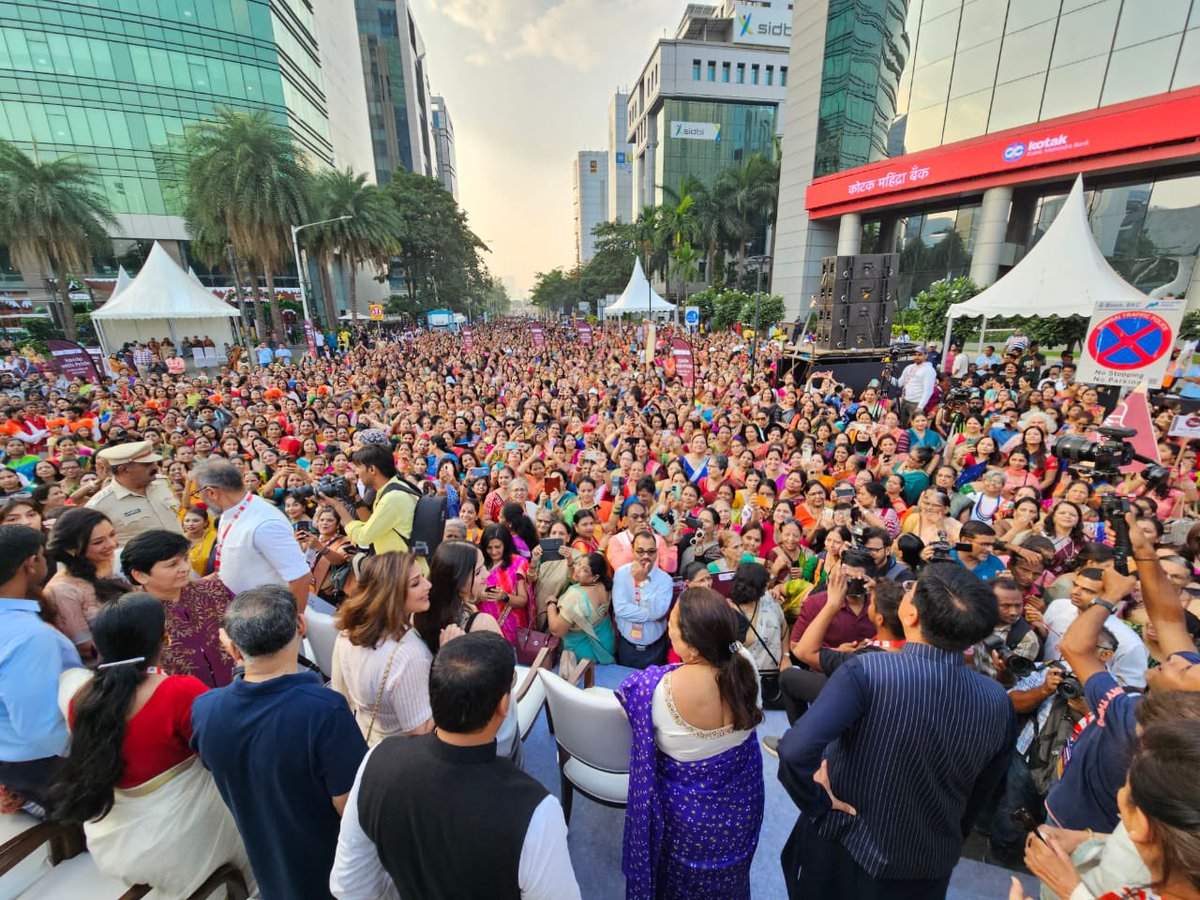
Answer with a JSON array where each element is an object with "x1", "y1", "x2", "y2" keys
[
  {"x1": 381, "y1": 478, "x2": 446, "y2": 559},
  {"x1": 1024, "y1": 694, "x2": 1079, "y2": 795}
]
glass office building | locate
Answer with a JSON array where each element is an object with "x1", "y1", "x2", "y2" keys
[
  {"x1": 0, "y1": 0, "x2": 333, "y2": 224},
  {"x1": 655, "y1": 99, "x2": 777, "y2": 195},
  {"x1": 773, "y1": 0, "x2": 1200, "y2": 314}
]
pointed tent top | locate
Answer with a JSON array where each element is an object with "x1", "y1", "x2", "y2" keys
[
  {"x1": 187, "y1": 266, "x2": 205, "y2": 287},
  {"x1": 111, "y1": 266, "x2": 133, "y2": 299},
  {"x1": 948, "y1": 175, "x2": 1147, "y2": 321},
  {"x1": 603, "y1": 258, "x2": 675, "y2": 315},
  {"x1": 92, "y1": 242, "x2": 238, "y2": 320}
]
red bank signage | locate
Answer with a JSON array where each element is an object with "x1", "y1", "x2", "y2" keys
[{"x1": 806, "y1": 88, "x2": 1200, "y2": 217}]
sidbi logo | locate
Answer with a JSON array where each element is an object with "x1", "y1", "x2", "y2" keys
[
  {"x1": 739, "y1": 13, "x2": 753, "y2": 36},
  {"x1": 1003, "y1": 142, "x2": 1026, "y2": 162}
]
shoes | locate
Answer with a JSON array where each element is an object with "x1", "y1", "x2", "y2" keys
[{"x1": 761, "y1": 735, "x2": 780, "y2": 757}]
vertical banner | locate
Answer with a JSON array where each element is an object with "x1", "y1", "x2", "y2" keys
[
  {"x1": 670, "y1": 337, "x2": 695, "y2": 387},
  {"x1": 1077, "y1": 296, "x2": 1186, "y2": 389},
  {"x1": 463, "y1": 327, "x2": 474, "y2": 351},
  {"x1": 302, "y1": 319, "x2": 317, "y2": 360},
  {"x1": 531, "y1": 324, "x2": 546, "y2": 348},
  {"x1": 47, "y1": 339, "x2": 102, "y2": 382},
  {"x1": 578, "y1": 322, "x2": 593, "y2": 346},
  {"x1": 644, "y1": 323, "x2": 656, "y2": 366}
]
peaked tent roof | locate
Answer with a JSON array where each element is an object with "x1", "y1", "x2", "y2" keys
[
  {"x1": 111, "y1": 266, "x2": 133, "y2": 299},
  {"x1": 603, "y1": 258, "x2": 675, "y2": 314},
  {"x1": 947, "y1": 175, "x2": 1144, "y2": 321},
  {"x1": 93, "y1": 243, "x2": 238, "y2": 320}
]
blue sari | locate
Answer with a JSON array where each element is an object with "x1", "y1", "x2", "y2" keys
[{"x1": 617, "y1": 665, "x2": 763, "y2": 900}]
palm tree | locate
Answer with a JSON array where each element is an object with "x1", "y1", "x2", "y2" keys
[
  {"x1": 308, "y1": 169, "x2": 399, "y2": 322},
  {"x1": 180, "y1": 109, "x2": 308, "y2": 341},
  {"x1": 0, "y1": 141, "x2": 115, "y2": 341},
  {"x1": 633, "y1": 205, "x2": 669, "y2": 283},
  {"x1": 716, "y1": 151, "x2": 779, "y2": 288}
]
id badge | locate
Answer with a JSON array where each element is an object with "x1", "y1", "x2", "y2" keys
[{"x1": 630, "y1": 623, "x2": 643, "y2": 642}]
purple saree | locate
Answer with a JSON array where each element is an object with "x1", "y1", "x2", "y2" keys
[{"x1": 617, "y1": 665, "x2": 764, "y2": 900}]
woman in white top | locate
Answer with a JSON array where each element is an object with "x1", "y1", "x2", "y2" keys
[
  {"x1": 331, "y1": 551, "x2": 433, "y2": 746},
  {"x1": 618, "y1": 588, "x2": 765, "y2": 899}
]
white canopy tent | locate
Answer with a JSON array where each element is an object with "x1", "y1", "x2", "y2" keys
[
  {"x1": 602, "y1": 259, "x2": 676, "y2": 318},
  {"x1": 943, "y1": 175, "x2": 1145, "y2": 350},
  {"x1": 110, "y1": 265, "x2": 133, "y2": 299},
  {"x1": 92, "y1": 242, "x2": 240, "y2": 357}
]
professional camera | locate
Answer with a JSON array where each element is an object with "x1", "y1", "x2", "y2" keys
[
  {"x1": 980, "y1": 632, "x2": 1037, "y2": 678},
  {"x1": 288, "y1": 475, "x2": 351, "y2": 502},
  {"x1": 946, "y1": 387, "x2": 973, "y2": 405},
  {"x1": 1056, "y1": 670, "x2": 1084, "y2": 701}
]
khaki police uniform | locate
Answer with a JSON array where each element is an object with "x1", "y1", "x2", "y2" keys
[{"x1": 86, "y1": 442, "x2": 183, "y2": 543}]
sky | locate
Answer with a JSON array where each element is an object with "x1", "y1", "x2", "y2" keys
[{"x1": 410, "y1": 0, "x2": 682, "y2": 298}]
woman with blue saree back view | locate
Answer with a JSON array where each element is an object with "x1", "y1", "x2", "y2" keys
[{"x1": 618, "y1": 587, "x2": 766, "y2": 899}]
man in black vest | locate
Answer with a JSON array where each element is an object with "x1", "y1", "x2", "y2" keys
[{"x1": 330, "y1": 632, "x2": 581, "y2": 900}]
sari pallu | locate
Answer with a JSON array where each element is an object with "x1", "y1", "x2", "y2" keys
[{"x1": 617, "y1": 665, "x2": 764, "y2": 900}]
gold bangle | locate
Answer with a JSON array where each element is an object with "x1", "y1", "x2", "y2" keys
[{"x1": 1133, "y1": 556, "x2": 1159, "y2": 562}]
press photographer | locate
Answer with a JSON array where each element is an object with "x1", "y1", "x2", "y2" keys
[
  {"x1": 324, "y1": 444, "x2": 415, "y2": 556},
  {"x1": 972, "y1": 578, "x2": 1041, "y2": 684}
]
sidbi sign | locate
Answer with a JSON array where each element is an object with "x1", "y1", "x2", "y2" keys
[
  {"x1": 733, "y1": 4, "x2": 792, "y2": 47},
  {"x1": 671, "y1": 122, "x2": 721, "y2": 142}
]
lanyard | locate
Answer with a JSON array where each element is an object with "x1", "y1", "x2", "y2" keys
[{"x1": 214, "y1": 493, "x2": 253, "y2": 573}]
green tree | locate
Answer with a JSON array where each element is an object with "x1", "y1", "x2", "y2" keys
[
  {"x1": 0, "y1": 140, "x2": 115, "y2": 341},
  {"x1": 530, "y1": 267, "x2": 581, "y2": 316},
  {"x1": 715, "y1": 151, "x2": 778, "y2": 288},
  {"x1": 668, "y1": 242, "x2": 703, "y2": 310},
  {"x1": 181, "y1": 108, "x2": 308, "y2": 340},
  {"x1": 910, "y1": 276, "x2": 981, "y2": 343},
  {"x1": 581, "y1": 220, "x2": 637, "y2": 306}
]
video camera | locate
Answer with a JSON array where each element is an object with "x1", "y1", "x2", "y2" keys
[
  {"x1": 1054, "y1": 426, "x2": 1172, "y2": 574},
  {"x1": 928, "y1": 530, "x2": 972, "y2": 563},
  {"x1": 288, "y1": 475, "x2": 352, "y2": 502}
]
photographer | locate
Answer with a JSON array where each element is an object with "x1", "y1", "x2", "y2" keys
[
  {"x1": 971, "y1": 578, "x2": 1041, "y2": 684},
  {"x1": 326, "y1": 444, "x2": 415, "y2": 556},
  {"x1": 858, "y1": 525, "x2": 913, "y2": 582},
  {"x1": 789, "y1": 548, "x2": 878, "y2": 653},
  {"x1": 951, "y1": 521, "x2": 1006, "y2": 580},
  {"x1": 888, "y1": 345, "x2": 936, "y2": 426}
]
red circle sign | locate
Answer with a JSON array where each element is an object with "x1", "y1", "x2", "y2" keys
[{"x1": 1086, "y1": 311, "x2": 1172, "y2": 371}]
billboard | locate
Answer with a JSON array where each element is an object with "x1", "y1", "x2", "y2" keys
[
  {"x1": 671, "y1": 122, "x2": 721, "y2": 142},
  {"x1": 732, "y1": 4, "x2": 792, "y2": 47}
]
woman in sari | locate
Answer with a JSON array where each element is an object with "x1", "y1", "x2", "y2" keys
[
  {"x1": 618, "y1": 587, "x2": 764, "y2": 899},
  {"x1": 478, "y1": 523, "x2": 530, "y2": 644},
  {"x1": 182, "y1": 505, "x2": 216, "y2": 576},
  {"x1": 545, "y1": 551, "x2": 615, "y2": 664},
  {"x1": 51, "y1": 593, "x2": 252, "y2": 899}
]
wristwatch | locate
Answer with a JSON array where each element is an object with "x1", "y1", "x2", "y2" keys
[{"x1": 1090, "y1": 598, "x2": 1118, "y2": 614}]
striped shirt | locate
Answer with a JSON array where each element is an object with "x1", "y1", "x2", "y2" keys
[{"x1": 778, "y1": 642, "x2": 1014, "y2": 880}]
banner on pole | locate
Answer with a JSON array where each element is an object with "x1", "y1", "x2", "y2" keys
[
  {"x1": 47, "y1": 339, "x2": 101, "y2": 383},
  {"x1": 670, "y1": 337, "x2": 695, "y2": 387},
  {"x1": 1077, "y1": 296, "x2": 1186, "y2": 389},
  {"x1": 578, "y1": 322, "x2": 593, "y2": 346},
  {"x1": 463, "y1": 327, "x2": 474, "y2": 351},
  {"x1": 1168, "y1": 414, "x2": 1200, "y2": 440},
  {"x1": 368, "y1": 303, "x2": 385, "y2": 321},
  {"x1": 302, "y1": 319, "x2": 317, "y2": 359},
  {"x1": 530, "y1": 324, "x2": 546, "y2": 348}
]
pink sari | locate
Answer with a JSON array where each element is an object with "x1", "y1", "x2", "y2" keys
[{"x1": 481, "y1": 558, "x2": 530, "y2": 644}]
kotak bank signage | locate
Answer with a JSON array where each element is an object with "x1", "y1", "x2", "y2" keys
[
  {"x1": 806, "y1": 89, "x2": 1200, "y2": 216},
  {"x1": 733, "y1": 4, "x2": 792, "y2": 47}
]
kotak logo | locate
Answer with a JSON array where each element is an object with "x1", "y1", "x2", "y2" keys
[
  {"x1": 1028, "y1": 134, "x2": 1069, "y2": 150},
  {"x1": 1002, "y1": 142, "x2": 1025, "y2": 162}
]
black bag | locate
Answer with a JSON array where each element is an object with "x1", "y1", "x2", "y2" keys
[
  {"x1": 375, "y1": 479, "x2": 446, "y2": 559},
  {"x1": 740, "y1": 601, "x2": 786, "y2": 710}
]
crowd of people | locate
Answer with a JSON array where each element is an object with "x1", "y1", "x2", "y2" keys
[{"x1": 0, "y1": 318, "x2": 1199, "y2": 900}]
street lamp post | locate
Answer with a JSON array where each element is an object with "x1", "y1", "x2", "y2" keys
[
  {"x1": 291, "y1": 215, "x2": 352, "y2": 358},
  {"x1": 747, "y1": 254, "x2": 772, "y2": 387}
]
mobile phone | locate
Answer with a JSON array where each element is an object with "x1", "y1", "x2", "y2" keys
[
  {"x1": 544, "y1": 475, "x2": 561, "y2": 493},
  {"x1": 293, "y1": 521, "x2": 314, "y2": 534},
  {"x1": 469, "y1": 466, "x2": 489, "y2": 480},
  {"x1": 612, "y1": 475, "x2": 624, "y2": 493},
  {"x1": 650, "y1": 514, "x2": 670, "y2": 536},
  {"x1": 539, "y1": 537, "x2": 563, "y2": 561},
  {"x1": 504, "y1": 441, "x2": 519, "y2": 450},
  {"x1": 684, "y1": 515, "x2": 701, "y2": 529}
]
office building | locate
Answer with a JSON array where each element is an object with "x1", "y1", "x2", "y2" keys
[
  {"x1": 0, "y1": 0, "x2": 371, "y2": 274},
  {"x1": 773, "y1": 0, "x2": 1200, "y2": 316},
  {"x1": 574, "y1": 151, "x2": 609, "y2": 265},
  {"x1": 430, "y1": 95, "x2": 458, "y2": 199},
  {"x1": 626, "y1": 2, "x2": 790, "y2": 210},
  {"x1": 355, "y1": 0, "x2": 436, "y2": 183},
  {"x1": 607, "y1": 92, "x2": 634, "y2": 222}
]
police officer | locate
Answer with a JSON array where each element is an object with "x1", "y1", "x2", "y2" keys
[{"x1": 86, "y1": 441, "x2": 183, "y2": 544}]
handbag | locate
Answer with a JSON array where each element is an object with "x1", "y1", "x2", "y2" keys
[{"x1": 514, "y1": 625, "x2": 561, "y2": 667}]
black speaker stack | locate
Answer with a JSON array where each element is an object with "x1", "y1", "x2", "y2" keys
[{"x1": 812, "y1": 253, "x2": 898, "y2": 352}]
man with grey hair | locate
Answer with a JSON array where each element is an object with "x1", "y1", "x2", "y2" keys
[
  {"x1": 193, "y1": 460, "x2": 310, "y2": 612},
  {"x1": 442, "y1": 517, "x2": 468, "y2": 542},
  {"x1": 192, "y1": 585, "x2": 366, "y2": 900}
]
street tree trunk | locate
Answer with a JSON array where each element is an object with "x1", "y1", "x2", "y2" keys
[
  {"x1": 56, "y1": 266, "x2": 79, "y2": 341},
  {"x1": 348, "y1": 256, "x2": 360, "y2": 322},
  {"x1": 249, "y1": 269, "x2": 268, "y2": 343},
  {"x1": 319, "y1": 258, "x2": 338, "y2": 330},
  {"x1": 264, "y1": 270, "x2": 285, "y2": 342}
]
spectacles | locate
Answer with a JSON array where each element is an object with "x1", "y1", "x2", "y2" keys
[
  {"x1": 628, "y1": 512, "x2": 647, "y2": 520},
  {"x1": 633, "y1": 548, "x2": 656, "y2": 557}
]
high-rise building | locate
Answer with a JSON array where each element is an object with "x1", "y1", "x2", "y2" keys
[
  {"x1": 773, "y1": 0, "x2": 1200, "y2": 316},
  {"x1": 430, "y1": 95, "x2": 458, "y2": 200},
  {"x1": 0, "y1": 0, "x2": 371, "y2": 271},
  {"x1": 354, "y1": 0, "x2": 436, "y2": 183},
  {"x1": 574, "y1": 151, "x2": 609, "y2": 265},
  {"x1": 626, "y1": 2, "x2": 790, "y2": 210},
  {"x1": 607, "y1": 92, "x2": 634, "y2": 222}
]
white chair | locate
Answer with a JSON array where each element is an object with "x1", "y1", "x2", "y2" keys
[
  {"x1": 538, "y1": 670, "x2": 632, "y2": 823},
  {"x1": 514, "y1": 646, "x2": 552, "y2": 742},
  {"x1": 303, "y1": 606, "x2": 338, "y2": 678}
]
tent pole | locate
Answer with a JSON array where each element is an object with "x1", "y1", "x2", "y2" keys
[
  {"x1": 979, "y1": 316, "x2": 988, "y2": 354},
  {"x1": 942, "y1": 315, "x2": 954, "y2": 363}
]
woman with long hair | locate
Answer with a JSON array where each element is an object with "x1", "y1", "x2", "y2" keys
[
  {"x1": 545, "y1": 551, "x2": 615, "y2": 664},
  {"x1": 305, "y1": 504, "x2": 354, "y2": 606},
  {"x1": 1041, "y1": 499, "x2": 1086, "y2": 577},
  {"x1": 500, "y1": 500, "x2": 539, "y2": 558},
  {"x1": 413, "y1": 540, "x2": 502, "y2": 657},
  {"x1": 51, "y1": 593, "x2": 251, "y2": 898},
  {"x1": 45, "y1": 507, "x2": 128, "y2": 662},
  {"x1": 331, "y1": 552, "x2": 434, "y2": 746},
  {"x1": 728, "y1": 562, "x2": 790, "y2": 680},
  {"x1": 528, "y1": 517, "x2": 574, "y2": 628},
  {"x1": 478, "y1": 523, "x2": 530, "y2": 644},
  {"x1": 182, "y1": 504, "x2": 217, "y2": 576},
  {"x1": 619, "y1": 587, "x2": 765, "y2": 898}
]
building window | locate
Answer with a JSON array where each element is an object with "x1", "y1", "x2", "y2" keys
[
  {"x1": 736, "y1": 62, "x2": 746, "y2": 83},
  {"x1": 780, "y1": 66, "x2": 788, "y2": 86},
  {"x1": 766, "y1": 65, "x2": 774, "y2": 86},
  {"x1": 692, "y1": 59, "x2": 701, "y2": 80},
  {"x1": 751, "y1": 64, "x2": 760, "y2": 85},
  {"x1": 707, "y1": 60, "x2": 716, "y2": 81},
  {"x1": 722, "y1": 62, "x2": 731, "y2": 82}
]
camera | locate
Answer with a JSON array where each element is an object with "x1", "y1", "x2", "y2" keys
[
  {"x1": 980, "y1": 632, "x2": 1037, "y2": 678},
  {"x1": 946, "y1": 387, "x2": 973, "y2": 405},
  {"x1": 289, "y1": 475, "x2": 351, "y2": 502},
  {"x1": 1056, "y1": 670, "x2": 1084, "y2": 701},
  {"x1": 846, "y1": 577, "x2": 867, "y2": 598}
]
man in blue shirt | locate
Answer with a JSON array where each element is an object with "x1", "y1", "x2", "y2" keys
[
  {"x1": 192, "y1": 585, "x2": 366, "y2": 900},
  {"x1": 0, "y1": 525, "x2": 81, "y2": 809},
  {"x1": 778, "y1": 563, "x2": 1014, "y2": 898},
  {"x1": 950, "y1": 521, "x2": 1006, "y2": 580}
]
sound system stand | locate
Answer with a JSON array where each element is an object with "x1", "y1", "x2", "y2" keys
[{"x1": 812, "y1": 253, "x2": 899, "y2": 352}]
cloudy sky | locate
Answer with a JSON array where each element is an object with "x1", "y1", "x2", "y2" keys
[{"x1": 410, "y1": 0, "x2": 682, "y2": 297}]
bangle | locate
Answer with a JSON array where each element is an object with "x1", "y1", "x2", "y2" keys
[{"x1": 1132, "y1": 556, "x2": 1158, "y2": 562}]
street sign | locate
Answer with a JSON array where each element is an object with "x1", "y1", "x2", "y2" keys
[
  {"x1": 368, "y1": 303, "x2": 385, "y2": 321},
  {"x1": 1169, "y1": 414, "x2": 1200, "y2": 440},
  {"x1": 684, "y1": 306, "x2": 700, "y2": 328},
  {"x1": 1077, "y1": 296, "x2": 1185, "y2": 389}
]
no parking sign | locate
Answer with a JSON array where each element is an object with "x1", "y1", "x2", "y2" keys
[{"x1": 1076, "y1": 296, "x2": 1185, "y2": 389}]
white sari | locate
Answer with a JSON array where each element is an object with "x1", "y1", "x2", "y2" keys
[{"x1": 58, "y1": 669, "x2": 254, "y2": 900}]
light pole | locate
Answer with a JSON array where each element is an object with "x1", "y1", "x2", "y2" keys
[
  {"x1": 747, "y1": 254, "x2": 772, "y2": 387},
  {"x1": 291, "y1": 215, "x2": 352, "y2": 357}
]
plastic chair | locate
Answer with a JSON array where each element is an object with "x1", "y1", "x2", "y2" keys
[
  {"x1": 303, "y1": 606, "x2": 338, "y2": 678},
  {"x1": 537, "y1": 669, "x2": 632, "y2": 823}
]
